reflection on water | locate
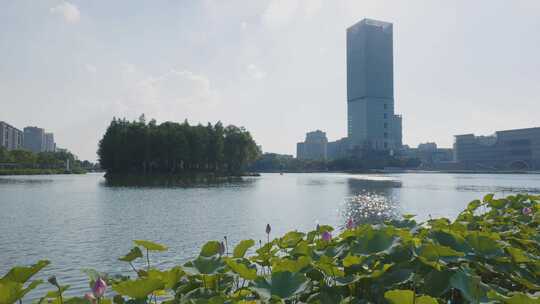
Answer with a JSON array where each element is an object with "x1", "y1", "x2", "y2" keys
[{"x1": 342, "y1": 178, "x2": 402, "y2": 226}]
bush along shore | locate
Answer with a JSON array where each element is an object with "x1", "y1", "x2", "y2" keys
[{"x1": 1, "y1": 194, "x2": 539, "y2": 303}]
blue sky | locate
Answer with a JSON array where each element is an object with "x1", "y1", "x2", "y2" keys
[{"x1": 1, "y1": 0, "x2": 539, "y2": 160}]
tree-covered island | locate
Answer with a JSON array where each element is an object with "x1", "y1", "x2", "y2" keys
[{"x1": 97, "y1": 116, "x2": 260, "y2": 184}]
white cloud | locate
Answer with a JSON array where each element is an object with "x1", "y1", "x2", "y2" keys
[
  {"x1": 117, "y1": 67, "x2": 219, "y2": 121},
  {"x1": 50, "y1": 2, "x2": 81, "y2": 23},
  {"x1": 303, "y1": 0, "x2": 323, "y2": 18},
  {"x1": 247, "y1": 64, "x2": 266, "y2": 80},
  {"x1": 241, "y1": 21, "x2": 248, "y2": 30},
  {"x1": 85, "y1": 64, "x2": 97, "y2": 73},
  {"x1": 262, "y1": 0, "x2": 299, "y2": 29}
]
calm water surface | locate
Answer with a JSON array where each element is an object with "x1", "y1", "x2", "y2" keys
[{"x1": 1, "y1": 172, "x2": 539, "y2": 298}]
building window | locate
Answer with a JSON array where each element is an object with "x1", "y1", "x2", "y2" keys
[
  {"x1": 384, "y1": 132, "x2": 388, "y2": 138},
  {"x1": 384, "y1": 142, "x2": 388, "y2": 149},
  {"x1": 384, "y1": 113, "x2": 387, "y2": 119},
  {"x1": 384, "y1": 104, "x2": 387, "y2": 109},
  {"x1": 384, "y1": 123, "x2": 388, "y2": 129}
]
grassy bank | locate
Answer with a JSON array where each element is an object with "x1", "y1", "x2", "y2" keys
[
  {"x1": 1, "y1": 194, "x2": 539, "y2": 303},
  {"x1": 0, "y1": 168, "x2": 86, "y2": 175}
]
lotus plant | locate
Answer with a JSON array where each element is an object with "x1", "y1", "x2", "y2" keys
[
  {"x1": 86, "y1": 277, "x2": 107, "y2": 304},
  {"x1": 346, "y1": 218, "x2": 355, "y2": 230},
  {"x1": 321, "y1": 231, "x2": 332, "y2": 242}
]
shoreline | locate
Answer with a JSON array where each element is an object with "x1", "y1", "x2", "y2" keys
[
  {"x1": 0, "y1": 169, "x2": 87, "y2": 176},
  {"x1": 253, "y1": 169, "x2": 540, "y2": 175}
]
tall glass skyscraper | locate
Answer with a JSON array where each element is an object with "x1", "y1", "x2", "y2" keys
[{"x1": 347, "y1": 18, "x2": 402, "y2": 152}]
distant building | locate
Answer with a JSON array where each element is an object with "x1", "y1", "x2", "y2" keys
[
  {"x1": 327, "y1": 137, "x2": 350, "y2": 160},
  {"x1": 347, "y1": 18, "x2": 402, "y2": 152},
  {"x1": 454, "y1": 127, "x2": 540, "y2": 170},
  {"x1": 23, "y1": 126, "x2": 45, "y2": 153},
  {"x1": 297, "y1": 130, "x2": 328, "y2": 161},
  {"x1": 0, "y1": 121, "x2": 23, "y2": 151},
  {"x1": 44, "y1": 133, "x2": 56, "y2": 152},
  {"x1": 401, "y1": 143, "x2": 454, "y2": 168}
]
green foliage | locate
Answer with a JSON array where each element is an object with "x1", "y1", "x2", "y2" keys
[
  {"x1": 97, "y1": 117, "x2": 260, "y2": 177},
  {"x1": 133, "y1": 240, "x2": 168, "y2": 252},
  {"x1": 249, "y1": 151, "x2": 421, "y2": 172},
  {"x1": 0, "y1": 147, "x2": 92, "y2": 174},
  {"x1": 2, "y1": 194, "x2": 540, "y2": 303}
]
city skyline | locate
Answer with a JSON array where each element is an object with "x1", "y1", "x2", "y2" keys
[{"x1": 2, "y1": 1, "x2": 540, "y2": 161}]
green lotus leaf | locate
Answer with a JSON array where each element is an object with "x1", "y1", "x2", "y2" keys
[
  {"x1": 384, "y1": 289, "x2": 414, "y2": 304},
  {"x1": 506, "y1": 247, "x2": 532, "y2": 263},
  {"x1": 378, "y1": 268, "x2": 413, "y2": 287},
  {"x1": 251, "y1": 271, "x2": 308, "y2": 300},
  {"x1": 112, "y1": 278, "x2": 164, "y2": 299},
  {"x1": 200, "y1": 241, "x2": 222, "y2": 257},
  {"x1": 290, "y1": 240, "x2": 311, "y2": 256},
  {"x1": 483, "y1": 194, "x2": 494, "y2": 203},
  {"x1": 147, "y1": 266, "x2": 185, "y2": 289},
  {"x1": 416, "y1": 243, "x2": 464, "y2": 269},
  {"x1": 430, "y1": 229, "x2": 470, "y2": 253},
  {"x1": 271, "y1": 256, "x2": 311, "y2": 273},
  {"x1": 415, "y1": 295, "x2": 439, "y2": 304},
  {"x1": 423, "y1": 269, "x2": 453, "y2": 297},
  {"x1": 278, "y1": 231, "x2": 305, "y2": 248},
  {"x1": 449, "y1": 268, "x2": 489, "y2": 303},
  {"x1": 182, "y1": 287, "x2": 219, "y2": 302},
  {"x1": 119, "y1": 247, "x2": 143, "y2": 262},
  {"x1": 133, "y1": 240, "x2": 168, "y2": 252},
  {"x1": 225, "y1": 259, "x2": 257, "y2": 280},
  {"x1": 358, "y1": 263, "x2": 392, "y2": 280},
  {"x1": 488, "y1": 290, "x2": 540, "y2": 304},
  {"x1": 351, "y1": 227, "x2": 398, "y2": 255},
  {"x1": 465, "y1": 232, "x2": 504, "y2": 257},
  {"x1": 184, "y1": 256, "x2": 225, "y2": 275},
  {"x1": 315, "y1": 255, "x2": 344, "y2": 278},
  {"x1": 0, "y1": 280, "x2": 43, "y2": 304},
  {"x1": 1, "y1": 260, "x2": 50, "y2": 283},
  {"x1": 233, "y1": 239, "x2": 255, "y2": 258},
  {"x1": 342, "y1": 254, "x2": 364, "y2": 267}
]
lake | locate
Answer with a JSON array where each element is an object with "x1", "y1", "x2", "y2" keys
[{"x1": 1, "y1": 172, "x2": 539, "y2": 298}]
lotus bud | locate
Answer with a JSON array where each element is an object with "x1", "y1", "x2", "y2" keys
[
  {"x1": 346, "y1": 218, "x2": 355, "y2": 230},
  {"x1": 321, "y1": 231, "x2": 332, "y2": 242},
  {"x1": 48, "y1": 276, "x2": 59, "y2": 287},
  {"x1": 266, "y1": 224, "x2": 271, "y2": 234},
  {"x1": 92, "y1": 277, "x2": 107, "y2": 298},
  {"x1": 219, "y1": 241, "x2": 225, "y2": 255},
  {"x1": 522, "y1": 207, "x2": 533, "y2": 216}
]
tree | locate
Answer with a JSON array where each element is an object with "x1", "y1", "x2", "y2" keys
[{"x1": 97, "y1": 117, "x2": 259, "y2": 176}]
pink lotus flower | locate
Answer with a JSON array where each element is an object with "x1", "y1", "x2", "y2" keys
[
  {"x1": 85, "y1": 293, "x2": 97, "y2": 304},
  {"x1": 92, "y1": 278, "x2": 107, "y2": 298},
  {"x1": 346, "y1": 218, "x2": 355, "y2": 230},
  {"x1": 522, "y1": 207, "x2": 533, "y2": 216},
  {"x1": 321, "y1": 231, "x2": 332, "y2": 242},
  {"x1": 266, "y1": 224, "x2": 271, "y2": 234}
]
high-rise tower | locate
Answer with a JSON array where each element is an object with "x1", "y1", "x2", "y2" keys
[{"x1": 347, "y1": 18, "x2": 402, "y2": 152}]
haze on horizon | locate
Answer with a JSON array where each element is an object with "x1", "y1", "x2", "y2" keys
[{"x1": 2, "y1": 0, "x2": 539, "y2": 161}]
